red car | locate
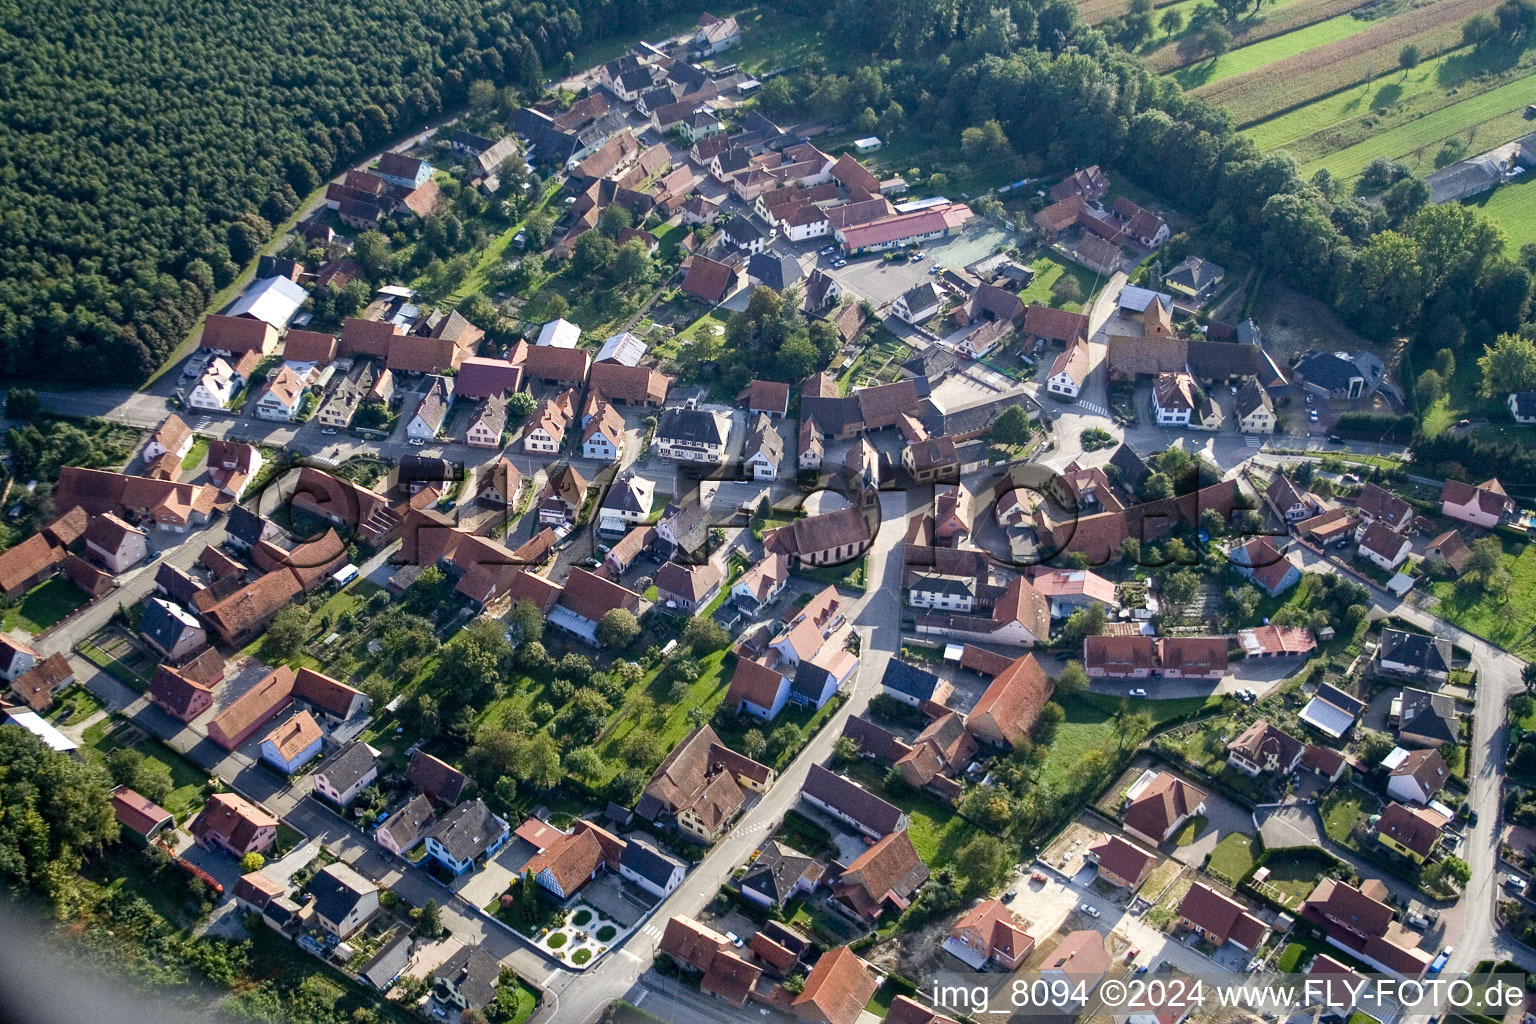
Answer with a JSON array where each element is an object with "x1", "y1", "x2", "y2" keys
[{"x1": 1030, "y1": 871, "x2": 1047, "y2": 883}]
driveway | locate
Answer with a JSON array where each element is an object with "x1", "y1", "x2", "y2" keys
[{"x1": 1254, "y1": 803, "x2": 1426, "y2": 908}]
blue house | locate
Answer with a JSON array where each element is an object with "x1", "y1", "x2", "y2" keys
[
  {"x1": 259, "y1": 711, "x2": 324, "y2": 774},
  {"x1": 375, "y1": 152, "x2": 433, "y2": 189},
  {"x1": 422, "y1": 798, "x2": 509, "y2": 876}
]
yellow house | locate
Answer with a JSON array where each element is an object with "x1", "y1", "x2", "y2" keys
[{"x1": 1375, "y1": 802, "x2": 1444, "y2": 865}]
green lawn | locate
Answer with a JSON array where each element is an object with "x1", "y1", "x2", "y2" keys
[
  {"x1": 180, "y1": 437, "x2": 209, "y2": 470},
  {"x1": 45, "y1": 685, "x2": 106, "y2": 726},
  {"x1": 677, "y1": 309, "x2": 732, "y2": 343},
  {"x1": 1171, "y1": 12, "x2": 1376, "y2": 91},
  {"x1": 842, "y1": 760, "x2": 970, "y2": 865},
  {"x1": 1320, "y1": 787, "x2": 1378, "y2": 844},
  {"x1": 1464, "y1": 168, "x2": 1536, "y2": 252},
  {"x1": 1040, "y1": 691, "x2": 1217, "y2": 792},
  {"x1": 84, "y1": 718, "x2": 209, "y2": 820},
  {"x1": 589, "y1": 648, "x2": 734, "y2": 785},
  {"x1": 1261, "y1": 849, "x2": 1339, "y2": 907},
  {"x1": 1299, "y1": 70, "x2": 1536, "y2": 183},
  {"x1": 1016, "y1": 252, "x2": 1100, "y2": 313},
  {"x1": 716, "y1": 7, "x2": 827, "y2": 76},
  {"x1": 1429, "y1": 537, "x2": 1536, "y2": 658},
  {"x1": 1, "y1": 577, "x2": 87, "y2": 634},
  {"x1": 1207, "y1": 832, "x2": 1260, "y2": 884},
  {"x1": 441, "y1": 180, "x2": 563, "y2": 305}
]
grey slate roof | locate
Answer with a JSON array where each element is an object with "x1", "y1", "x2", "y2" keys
[
  {"x1": 316, "y1": 740, "x2": 377, "y2": 797},
  {"x1": 359, "y1": 933, "x2": 413, "y2": 990},
  {"x1": 307, "y1": 863, "x2": 375, "y2": 926},
  {"x1": 880, "y1": 659, "x2": 945, "y2": 701},
  {"x1": 658, "y1": 407, "x2": 726, "y2": 446},
  {"x1": 139, "y1": 598, "x2": 202, "y2": 652},
  {"x1": 747, "y1": 251, "x2": 803, "y2": 292},
  {"x1": 1380, "y1": 629, "x2": 1450, "y2": 676},
  {"x1": 619, "y1": 839, "x2": 684, "y2": 889},
  {"x1": 425, "y1": 798, "x2": 505, "y2": 862}
]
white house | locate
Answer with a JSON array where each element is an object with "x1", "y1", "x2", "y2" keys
[
  {"x1": 582, "y1": 404, "x2": 625, "y2": 462},
  {"x1": 406, "y1": 376, "x2": 453, "y2": 441},
  {"x1": 1383, "y1": 746, "x2": 1449, "y2": 805},
  {"x1": 188, "y1": 358, "x2": 240, "y2": 411},
  {"x1": 1235, "y1": 379, "x2": 1275, "y2": 434},
  {"x1": 253, "y1": 366, "x2": 306, "y2": 421},
  {"x1": 1153, "y1": 371, "x2": 1197, "y2": 426},
  {"x1": 1356, "y1": 521, "x2": 1411, "y2": 572},
  {"x1": 655, "y1": 406, "x2": 728, "y2": 463},
  {"x1": 307, "y1": 863, "x2": 380, "y2": 940},
  {"x1": 312, "y1": 741, "x2": 379, "y2": 808},
  {"x1": 908, "y1": 572, "x2": 977, "y2": 613},
  {"x1": 523, "y1": 391, "x2": 573, "y2": 454},
  {"x1": 893, "y1": 282, "x2": 942, "y2": 324},
  {"x1": 1441, "y1": 477, "x2": 1512, "y2": 529},
  {"x1": 259, "y1": 712, "x2": 324, "y2": 775},
  {"x1": 1046, "y1": 340, "x2": 1089, "y2": 400},
  {"x1": 743, "y1": 415, "x2": 784, "y2": 481},
  {"x1": 143, "y1": 415, "x2": 194, "y2": 463},
  {"x1": 617, "y1": 840, "x2": 686, "y2": 899}
]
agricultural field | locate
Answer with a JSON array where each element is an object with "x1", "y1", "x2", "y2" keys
[
  {"x1": 1297, "y1": 72, "x2": 1536, "y2": 180},
  {"x1": 1171, "y1": 11, "x2": 1379, "y2": 90},
  {"x1": 1149, "y1": 0, "x2": 1374, "y2": 73},
  {"x1": 1192, "y1": 0, "x2": 1505, "y2": 125}
]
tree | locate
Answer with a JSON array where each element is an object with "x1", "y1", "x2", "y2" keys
[
  {"x1": 767, "y1": 722, "x2": 801, "y2": 762},
  {"x1": 598, "y1": 203, "x2": 632, "y2": 240},
  {"x1": 1159, "y1": 569, "x2": 1200, "y2": 618},
  {"x1": 682, "y1": 617, "x2": 730, "y2": 653},
  {"x1": 1463, "y1": 10, "x2": 1500, "y2": 46},
  {"x1": 4, "y1": 389, "x2": 40, "y2": 419},
  {"x1": 1382, "y1": 176, "x2": 1430, "y2": 226},
  {"x1": 265, "y1": 605, "x2": 310, "y2": 659},
  {"x1": 418, "y1": 898, "x2": 444, "y2": 937},
  {"x1": 1200, "y1": 21, "x2": 1232, "y2": 57},
  {"x1": 1056, "y1": 660, "x2": 1090, "y2": 694},
  {"x1": 240, "y1": 851, "x2": 266, "y2": 873},
  {"x1": 620, "y1": 730, "x2": 663, "y2": 769},
  {"x1": 955, "y1": 834, "x2": 1012, "y2": 894},
  {"x1": 566, "y1": 746, "x2": 602, "y2": 779},
  {"x1": 832, "y1": 736, "x2": 861, "y2": 766},
  {"x1": 1062, "y1": 603, "x2": 1107, "y2": 644},
  {"x1": 1478, "y1": 333, "x2": 1536, "y2": 397},
  {"x1": 741, "y1": 729, "x2": 768, "y2": 760},
  {"x1": 990, "y1": 405, "x2": 1034, "y2": 446},
  {"x1": 1200, "y1": 508, "x2": 1226, "y2": 538},
  {"x1": 1415, "y1": 369, "x2": 1444, "y2": 407},
  {"x1": 508, "y1": 391, "x2": 537, "y2": 417},
  {"x1": 468, "y1": 79, "x2": 496, "y2": 108},
  {"x1": 1224, "y1": 584, "x2": 1261, "y2": 624},
  {"x1": 596, "y1": 608, "x2": 640, "y2": 649},
  {"x1": 1160, "y1": 7, "x2": 1185, "y2": 33},
  {"x1": 1051, "y1": 275, "x2": 1083, "y2": 305},
  {"x1": 1398, "y1": 43, "x2": 1421, "y2": 70}
]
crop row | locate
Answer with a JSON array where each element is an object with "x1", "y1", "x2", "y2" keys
[
  {"x1": 1143, "y1": 0, "x2": 1372, "y2": 71},
  {"x1": 1299, "y1": 72, "x2": 1536, "y2": 179},
  {"x1": 1192, "y1": 0, "x2": 1504, "y2": 125}
]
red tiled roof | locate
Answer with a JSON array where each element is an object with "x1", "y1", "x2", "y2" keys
[
  {"x1": 113, "y1": 786, "x2": 174, "y2": 836},
  {"x1": 968, "y1": 654, "x2": 1053, "y2": 747},
  {"x1": 793, "y1": 948, "x2": 878, "y2": 1024}
]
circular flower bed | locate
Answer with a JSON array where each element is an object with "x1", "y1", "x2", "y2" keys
[
  {"x1": 571, "y1": 909, "x2": 593, "y2": 927},
  {"x1": 546, "y1": 932, "x2": 568, "y2": 949},
  {"x1": 572, "y1": 949, "x2": 592, "y2": 965},
  {"x1": 595, "y1": 925, "x2": 617, "y2": 942}
]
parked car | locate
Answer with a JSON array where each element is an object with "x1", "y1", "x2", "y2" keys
[
  {"x1": 726, "y1": 931, "x2": 743, "y2": 947},
  {"x1": 1079, "y1": 903, "x2": 1100, "y2": 918},
  {"x1": 1030, "y1": 871, "x2": 1047, "y2": 883},
  {"x1": 1508, "y1": 875, "x2": 1526, "y2": 894},
  {"x1": 409, "y1": 437, "x2": 425, "y2": 446},
  {"x1": 833, "y1": 258, "x2": 847, "y2": 268},
  {"x1": 819, "y1": 245, "x2": 837, "y2": 255},
  {"x1": 912, "y1": 251, "x2": 926, "y2": 261},
  {"x1": 1129, "y1": 688, "x2": 1148, "y2": 697},
  {"x1": 1309, "y1": 410, "x2": 1320, "y2": 422},
  {"x1": 1134, "y1": 965, "x2": 1149, "y2": 974},
  {"x1": 1125, "y1": 948, "x2": 1140, "y2": 962},
  {"x1": 1003, "y1": 890, "x2": 1018, "y2": 901}
]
